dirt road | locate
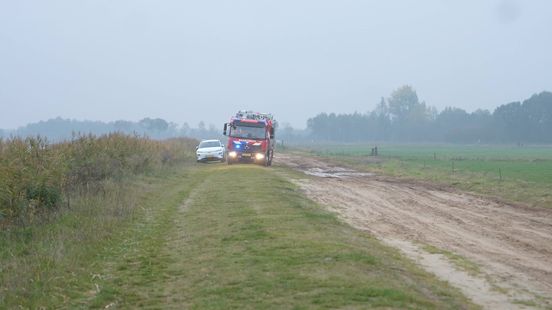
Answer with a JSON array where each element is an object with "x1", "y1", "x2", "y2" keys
[{"x1": 276, "y1": 153, "x2": 552, "y2": 309}]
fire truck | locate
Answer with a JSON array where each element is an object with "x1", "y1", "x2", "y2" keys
[{"x1": 223, "y1": 110, "x2": 276, "y2": 166}]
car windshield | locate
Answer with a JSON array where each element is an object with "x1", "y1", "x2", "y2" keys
[
  {"x1": 199, "y1": 141, "x2": 221, "y2": 148},
  {"x1": 230, "y1": 125, "x2": 266, "y2": 139}
]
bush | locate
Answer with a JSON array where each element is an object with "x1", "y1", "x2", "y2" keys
[{"x1": 0, "y1": 134, "x2": 196, "y2": 225}]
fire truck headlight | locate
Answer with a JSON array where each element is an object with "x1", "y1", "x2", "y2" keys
[
  {"x1": 229, "y1": 151, "x2": 237, "y2": 158},
  {"x1": 255, "y1": 153, "x2": 265, "y2": 160}
]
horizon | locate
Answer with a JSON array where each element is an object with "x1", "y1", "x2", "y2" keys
[
  {"x1": 1, "y1": 89, "x2": 549, "y2": 131},
  {"x1": 2, "y1": 1, "x2": 552, "y2": 129}
]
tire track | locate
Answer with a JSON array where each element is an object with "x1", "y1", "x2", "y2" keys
[{"x1": 277, "y1": 153, "x2": 552, "y2": 309}]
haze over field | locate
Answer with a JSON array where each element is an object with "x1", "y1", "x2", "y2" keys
[
  {"x1": 3, "y1": 2, "x2": 552, "y2": 308},
  {"x1": 1, "y1": 0, "x2": 551, "y2": 129}
]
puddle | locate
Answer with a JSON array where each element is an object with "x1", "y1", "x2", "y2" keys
[{"x1": 303, "y1": 167, "x2": 374, "y2": 178}]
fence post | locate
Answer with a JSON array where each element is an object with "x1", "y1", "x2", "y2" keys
[{"x1": 499, "y1": 168, "x2": 502, "y2": 182}]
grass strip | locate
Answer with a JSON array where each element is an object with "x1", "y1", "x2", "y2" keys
[
  {"x1": 87, "y1": 164, "x2": 475, "y2": 309},
  {"x1": 0, "y1": 165, "x2": 197, "y2": 309}
]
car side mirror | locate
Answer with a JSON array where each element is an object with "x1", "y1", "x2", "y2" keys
[
  {"x1": 195, "y1": 146, "x2": 199, "y2": 150},
  {"x1": 223, "y1": 123, "x2": 228, "y2": 136}
]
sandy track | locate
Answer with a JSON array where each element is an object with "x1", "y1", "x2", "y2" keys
[{"x1": 276, "y1": 153, "x2": 552, "y2": 309}]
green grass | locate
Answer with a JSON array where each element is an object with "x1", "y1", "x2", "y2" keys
[
  {"x1": 0, "y1": 166, "x2": 196, "y2": 308},
  {"x1": 74, "y1": 164, "x2": 474, "y2": 309},
  {"x1": 303, "y1": 144, "x2": 552, "y2": 208},
  {"x1": 2, "y1": 162, "x2": 476, "y2": 309}
]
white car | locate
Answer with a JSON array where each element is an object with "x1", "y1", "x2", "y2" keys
[{"x1": 196, "y1": 139, "x2": 226, "y2": 163}]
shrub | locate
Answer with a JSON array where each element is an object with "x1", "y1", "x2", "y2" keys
[{"x1": 0, "y1": 134, "x2": 196, "y2": 225}]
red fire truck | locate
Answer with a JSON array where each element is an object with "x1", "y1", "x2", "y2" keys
[{"x1": 223, "y1": 110, "x2": 276, "y2": 166}]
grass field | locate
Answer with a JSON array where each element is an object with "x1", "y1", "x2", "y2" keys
[
  {"x1": 303, "y1": 144, "x2": 552, "y2": 208},
  {"x1": 1, "y1": 162, "x2": 476, "y2": 309}
]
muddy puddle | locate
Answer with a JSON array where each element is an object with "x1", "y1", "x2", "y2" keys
[{"x1": 303, "y1": 167, "x2": 374, "y2": 178}]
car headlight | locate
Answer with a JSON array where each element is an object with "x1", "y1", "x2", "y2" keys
[
  {"x1": 229, "y1": 151, "x2": 237, "y2": 158},
  {"x1": 255, "y1": 153, "x2": 265, "y2": 160}
]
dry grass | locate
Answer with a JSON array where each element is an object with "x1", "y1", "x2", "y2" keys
[
  {"x1": 0, "y1": 133, "x2": 196, "y2": 225},
  {"x1": 0, "y1": 134, "x2": 197, "y2": 308}
]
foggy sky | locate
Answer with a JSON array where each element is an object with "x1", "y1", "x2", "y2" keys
[{"x1": 1, "y1": 0, "x2": 551, "y2": 129}]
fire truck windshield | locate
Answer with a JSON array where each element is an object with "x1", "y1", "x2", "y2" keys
[{"x1": 230, "y1": 125, "x2": 266, "y2": 139}]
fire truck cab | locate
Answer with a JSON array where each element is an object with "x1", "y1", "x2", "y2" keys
[{"x1": 223, "y1": 110, "x2": 276, "y2": 166}]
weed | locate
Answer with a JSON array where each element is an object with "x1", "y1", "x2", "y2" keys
[{"x1": 0, "y1": 134, "x2": 196, "y2": 225}]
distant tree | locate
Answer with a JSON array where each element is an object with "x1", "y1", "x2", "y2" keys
[
  {"x1": 113, "y1": 120, "x2": 134, "y2": 132},
  {"x1": 198, "y1": 121, "x2": 206, "y2": 132},
  {"x1": 369, "y1": 97, "x2": 391, "y2": 141},
  {"x1": 388, "y1": 85, "x2": 420, "y2": 122},
  {"x1": 520, "y1": 91, "x2": 552, "y2": 143},
  {"x1": 493, "y1": 101, "x2": 523, "y2": 142},
  {"x1": 436, "y1": 107, "x2": 470, "y2": 141},
  {"x1": 387, "y1": 85, "x2": 433, "y2": 141},
  {"x1": 180, "y1": 122, "x2": 191, "y2": 136},
  {"x1": 139, "y1": 118, "x2": 169, "y2": 131},
  {"x1": 279, "y1": 122, "x2": 296, "y2": 141}
]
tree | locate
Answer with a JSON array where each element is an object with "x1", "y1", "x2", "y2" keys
[
  {"x1": 388, "y1": 85, "x2": 420, "y2": 122},
  {"x1": 520, "y1": 91, "x2": 552, "y2": 143},
  {"x1": 198, "y1": 121, "x2": 206, "y2": 132},
  {"x1": 493, "y1": 101, "x2": 523, "y2": 142},
  {"x1": 180, "y1": 123, "x2": 191, "y2": 136},
  {"x1": 139, "y1": 118, "x2": 169, "y2": 131},
  {"x1": 387, "y1": 85, "x2": 434, "y2": 141}
]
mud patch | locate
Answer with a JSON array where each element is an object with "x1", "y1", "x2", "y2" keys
[{"x1": 304, "y1": 167, "x2": 374, "y2": 178}]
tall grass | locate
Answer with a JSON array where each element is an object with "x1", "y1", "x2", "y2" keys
[
  {"x1": 0, "y1": 133, "x2": 196, "y2": 225},
  {"x1": 0, "y1": 134, "x2": 197, "y2": 307}
]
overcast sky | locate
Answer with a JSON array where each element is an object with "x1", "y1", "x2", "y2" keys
[{"x1": 1, "y1": 0, "x2": 551, "y2": 129}]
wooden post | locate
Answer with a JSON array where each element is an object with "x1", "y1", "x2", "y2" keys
[
  {"x1": 451, "y1": 161, "x2": 454, "y2": 174},
  {"x1": 499, "y1": 168, "x2": 502, "y2": 182}
]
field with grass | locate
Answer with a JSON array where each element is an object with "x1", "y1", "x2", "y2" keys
[
  {"x1": 0, "y1": 134, "x2": 197, "y2": 307},
  {"x1": 0, "y1": 152, "x2": 475, "y2": 308},
  {"x1": 303, "y1": 144, "x2": 552, "y2": 208}
]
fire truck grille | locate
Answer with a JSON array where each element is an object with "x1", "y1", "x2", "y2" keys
[{"x1": 245, "y1": 144, "x2": 262, "y2": 152}]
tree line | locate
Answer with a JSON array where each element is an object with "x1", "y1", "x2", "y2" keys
[
  {"x1": 307, "y1": 86, "x2": 552, "y2": 143},
  {"x1": 1, "y1": 118, "x2": 221, "y2": 142},
  {"x1": 3, "y1": 88, "x2": 551, "y2": 144}
]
